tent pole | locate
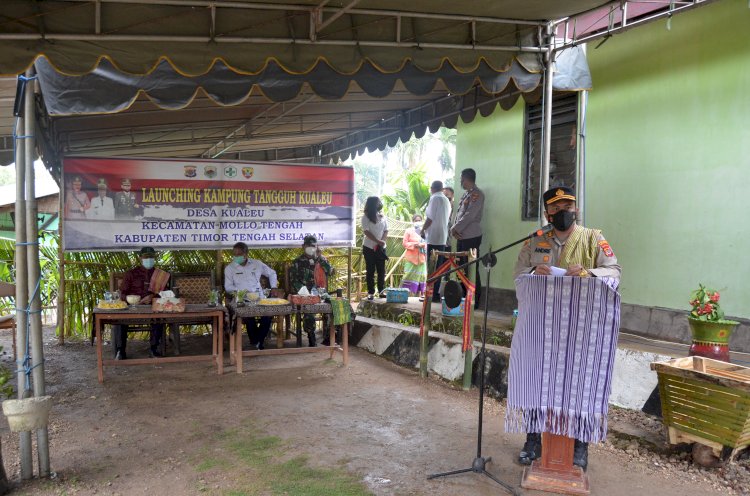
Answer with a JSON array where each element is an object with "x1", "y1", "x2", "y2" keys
[
  {"x1": 576, "y1": 45, "x2": 588, "y2": 225},
  {"x1": 215, "y1": 249, "x2": 223, "y2": 291},
  {"x1": 347, "y1": 247, "x2": 352, "y2": 299},
  {"x1": 540, "y1": 25, "x2": 555, "y2": 209},
  {"x1": 24, "y1": 67, "x2": 51, "y2": 477},
  {"x1": 419, "y1": 251, "x2": 436, "y2": 378},
  {"x1": 57, "y1": 190, "x2": 65, "y2": 345},
  {"x1": 13, "y1": 99, "x2": 33, "y2": 480}
]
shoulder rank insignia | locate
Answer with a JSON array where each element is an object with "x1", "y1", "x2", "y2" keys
[{"x1": 598, "y1": 240, "x2": 614, "y2": 257}]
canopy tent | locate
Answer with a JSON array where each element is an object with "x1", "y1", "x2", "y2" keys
[
  {"x1": 0, "y1": 0, "x2": 715, "y2": 483},
  {"x1": 0, "y1": 0, "x2": 711, "y2": 169},
  {"x1": 0, "y1": 0, "x2": 613, "y2": 171}
]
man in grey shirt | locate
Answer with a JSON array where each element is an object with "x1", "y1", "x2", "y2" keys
[
  {"x1": 450, "y1": 168, "x2": 485, "y2": 309},
  {"x1": 421, "y1": 180, "x2": 451, "y2": 302}
]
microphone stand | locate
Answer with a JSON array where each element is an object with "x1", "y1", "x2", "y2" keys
[{"x1": 426, "y1": 227, "x2": 551, "y2": 495}]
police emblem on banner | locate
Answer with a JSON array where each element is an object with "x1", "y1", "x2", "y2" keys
[
  {"x1": 242, "y1": 167, "x2": 254, "y2": 179},
  {"x1": 204, "y1": 166, "x2": 217, "y2": 178},
  {"x1": 184, "y1": 165, "x2": 197, "y2": 178},
  {"x1": 224, "y1": 166, "x2": 237, "y2": 178}
]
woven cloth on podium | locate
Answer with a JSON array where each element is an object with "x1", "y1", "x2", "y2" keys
[{"x1": 505, "y1": 274, "x2": 621, "y2": 443}]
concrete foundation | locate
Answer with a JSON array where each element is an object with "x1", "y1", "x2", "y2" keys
[{"x1": 351, "y1": 315, "x2": 671, "y2": 412}]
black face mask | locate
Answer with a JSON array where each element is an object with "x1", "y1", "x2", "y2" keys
[{"x1": 550, "y1": 210, "x2": 576, "y2": 231}]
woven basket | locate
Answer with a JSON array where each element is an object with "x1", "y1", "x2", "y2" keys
[{"x1": 651, "y1": 356, "x2": 750, "y2": 458}]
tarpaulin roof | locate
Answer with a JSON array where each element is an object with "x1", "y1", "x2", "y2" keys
[
  {"x1": 0, "y1": 0, "x2": 611, "y2": 168},
  {"x1": 0, "y1": 0, "x2": 612, "y2": 76}
]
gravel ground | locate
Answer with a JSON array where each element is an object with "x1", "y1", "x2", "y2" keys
[{"x1": 605, "y1": 406, "x2": 750, "y2": 495}]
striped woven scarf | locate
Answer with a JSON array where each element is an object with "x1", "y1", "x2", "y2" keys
[
  {"x1": 505, "y1": 274, "x2": 620, "y2": 443},
  {"x1": 148, "y1": 268, "x2": 171, "y2": 294},
  {"x1": 558, "y1": 225, "x2": 601, "y2": 269}
]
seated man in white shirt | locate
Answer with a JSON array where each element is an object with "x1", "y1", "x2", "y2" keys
[{"x1": 224, "y1": 241, "x2": 278, "y2": 350}]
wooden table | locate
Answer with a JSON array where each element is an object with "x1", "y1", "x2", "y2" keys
[
  {"x1": 230, "y1": 301, "x2": 349, "y2": 373},
  {"x1": 93, "y1": 304, "x2": 225, "y2": 383}
]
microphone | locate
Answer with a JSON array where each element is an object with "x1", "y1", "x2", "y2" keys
[{"x1": 531, "y1": 224, "x2": 554, "y2": 238}]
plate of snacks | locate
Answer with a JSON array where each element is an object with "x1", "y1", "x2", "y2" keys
[
  {"x1": 97, "y1": 300, "x2": 128, "y2": 310},
  {"x1": 258, "y1": 298, "x2": 290, "y2": 306}
]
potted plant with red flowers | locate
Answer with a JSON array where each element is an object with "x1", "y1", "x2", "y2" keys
[{"x1": 687, "y1": 284, "x2": 740, "y2": 362}]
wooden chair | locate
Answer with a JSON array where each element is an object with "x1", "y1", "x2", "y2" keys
[{"x1": 169, "y1": 271, "x2": 216, "y2": 354}]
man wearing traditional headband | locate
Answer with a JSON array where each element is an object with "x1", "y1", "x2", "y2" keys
[{"x1": 513, "y1": 185, "x2": 621, "y2": 470}]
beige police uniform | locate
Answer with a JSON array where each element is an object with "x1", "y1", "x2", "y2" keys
[
  {"x1": 451, "y1": 186, "x2": 484, "y2": 239},
  {"x1": 513, "y1": 224, "x2": 621, "y2": 280}
]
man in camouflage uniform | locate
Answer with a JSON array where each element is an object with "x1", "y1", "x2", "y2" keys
[
  {"x1": 290, "y1": 235, "x2": 334, "y2": 347},
  {"x1": 114, "y1": 178, "x2": 141, "y2": 219}
]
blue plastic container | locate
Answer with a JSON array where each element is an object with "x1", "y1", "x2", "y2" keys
[
  {"x1": 385, "y1": 288, "x2": 409, "y2": 303},
  {"x1": 442, "y1": 297, "x2": 465, "y2": 317}
]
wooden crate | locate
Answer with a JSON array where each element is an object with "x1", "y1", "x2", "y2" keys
[{"x1": 650, "y1": 356, "x2": 750, "y2": 459}]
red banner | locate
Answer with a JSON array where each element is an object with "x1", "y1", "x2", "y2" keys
[{"x1": 62, "y1": 157, "x2": 355, "y2": 252}]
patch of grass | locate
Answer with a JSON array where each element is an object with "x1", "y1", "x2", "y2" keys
[
  {"x1": 196, "y1": 457, "x2": 223, "y2": 471},
  {"x1": 194, "y1": 422, "x2": 371, "y2": 495},
  {"x1": 270, "y1": 456, "x2": 371, "y2": 496},
  {"x1": 228, "y1": 435, "x2": 283, "y2": 466}
]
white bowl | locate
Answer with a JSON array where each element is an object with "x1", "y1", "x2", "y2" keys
[{"x1": 126, "y1": 295, "x2": 140, "y2": 305}]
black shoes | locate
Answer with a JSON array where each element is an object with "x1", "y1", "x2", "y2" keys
[
  {"x1": 115, "y1": 349, "x2": 126, "y2": 360},
  {"x1": 518, "y1": 433, "x2": 542, "y2": 465},
  {"x1": 573, "y1": 439, "x2": 588, "y2": 471},
  {"x1": 367, "y1": 294, "x2": 374, "y2": 301},
  {"x1": 518, "y1": 434, "x2": 587, "y2": 470}
]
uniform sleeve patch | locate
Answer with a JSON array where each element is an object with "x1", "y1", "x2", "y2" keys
[
  {"x1": 599, "y1": 240, "x2": 614, "y2": 257},
  {"x1": 470, "y1": 192, "x2": 480, "y2": 202}
]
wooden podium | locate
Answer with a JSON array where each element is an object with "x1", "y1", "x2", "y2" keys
[{"x1": 521, "y1": 433, "x2": 589, "y2": 495}]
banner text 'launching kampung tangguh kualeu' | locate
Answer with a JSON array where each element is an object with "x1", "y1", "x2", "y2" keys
[{"x1": 62, "y1": 157, "x2": 355, "y2": 252}]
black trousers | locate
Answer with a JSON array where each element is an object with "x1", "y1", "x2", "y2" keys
[
  {"x1": 242, "y1": 316, "x2": 272, "y2": 349},
  {"x1": 426, "y1": 244, "x2": 447, "y2": 302},
  {"x1": 362, "y1": 246, "x2": 386, "y2": 295},
  {"x1": 113, "y1": 324, "x2": 164, "y2": 355},
  {"x1": 457, "y1": 235, "x2": 482, "y2": 309}
]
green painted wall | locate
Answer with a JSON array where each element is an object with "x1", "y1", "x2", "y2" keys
[{"x1": 456, "y1": 0, "x2": 750, "y2": 318}]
